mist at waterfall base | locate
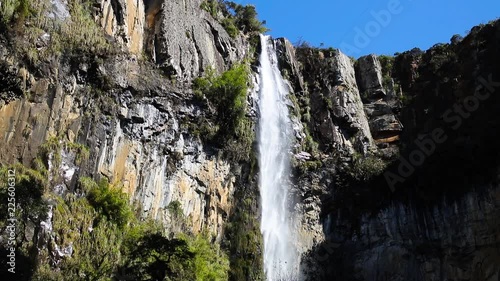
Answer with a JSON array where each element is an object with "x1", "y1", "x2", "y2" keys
[{"x1": 257, "y1": 34, "x2": 299, "y2": 281}]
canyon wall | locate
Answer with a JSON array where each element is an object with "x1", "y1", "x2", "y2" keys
[{"x1": 0, "y1": 1, "x2": 499, "y2": 280}]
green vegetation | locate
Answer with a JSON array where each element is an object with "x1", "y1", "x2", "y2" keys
[
  {"x1": 378, "y1": 55, "x2": 406, "y2": 101},
  {"x1": 1, "y1": 0, "x2": 111, "y2": 64},
  {"x1": 0, "y1": 164, "x2": 48, "y2": 280},
  {"x1": 226, "y1": 2, "x2": 267, "y2": 34},
  {"x1": 221, "y1": 17, "x2": 240, "y2": 38},
  {"x1": 0, "y1": 162, "x2": 231, "y2": 280},
  {"x1": 192, "y1": 64, "x2": 254, "y2": 162},
  {"x1": 223, "y1": 185, "x2": 264, "y2": 281},
  {"x1": 34, "y1": 195, "x2": 123, "y2": 281},
  {"x1": 190, "y1": 233, "x2": 230, "y2": 281},
  {"x1": 0, "y1": 164, "x2": 48, "y2": 230},
  {"x1": 168, "y1": 200, "x2": 184, "y2": 220},
  {"x1": 424, "y1": 43, "x2": 457, "y2": 74},
  {"x1": 301, "y1": 131, "x2": 319, "y2": 156},
  {"x1": 85, "y1": 177, "x2": 133, "y2": 229},
  {"x1": 378, "y1": 55, "x2": 394, "y2": 77},
  {"x1": 399, "y1": 93, "x2": 414, "y2": 106},
  {"x1": 285, "y1": 87, "x2": 320, "y2": 160},
  {"x1": 200, "y1": 0, "x2": 220, "y2": 18},
  {"x1": 0, "y1": 0, "x2": 32, "y2": 26},
  {"x1": 200, "y1": 0, "x2": 268, "y2": 38},
  {"x1": 349, "y1": 152, "x2": 388, "y2": 181},
  {"x1": 37, "y1": 136, "x2": 90, "y2": 176},
  {"x1": 62, "y1": 0, "x2": 110, "y2": 53},
  {"x1": 120, "y1": 228, "x2": 229, "y2": 281},
  {"x1": 38, "y1": 136, "x2": 63, "y2": 168},
  {"x1": 65, "y1": 142, "x2": 90, "y2": 165},
  {"x1": 297, "y1": 160, "x2": 322, "y2": 175},
  {"x1": 121, "y1": 231, "x2": 196, "y2": 281},
  {"x1": 378, "y1": 55, "x2": 394, "y2": 88}
]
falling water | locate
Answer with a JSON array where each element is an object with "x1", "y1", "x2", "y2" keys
[{"x1": 258, "y1": 34, "x2": 299, "y2": 281}]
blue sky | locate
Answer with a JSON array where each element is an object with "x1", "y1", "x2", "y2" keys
[{"x1": 233, "y1": 0, "x2": 499, "y2": 57}]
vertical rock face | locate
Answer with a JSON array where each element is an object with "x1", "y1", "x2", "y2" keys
[
  {"x1": 290, "y1": 47, "x2": 374, "y2": 154},
  {"x1": 95, "y1": 0, "x2": 246, "y2": 78},
  {"x1": 0, "y1": 49, "x2": 238, "y2": 239},
  {"x1": 356, "y1": 54, "x2": 403, "y2": 148},
  {"x1": 309, "y1": 186, "x2": 500, "y2": 281},
  {"x1": 274, "y1": 20, "x2": 500, "y2": 281},
  {"x1": 2, "y1": 2, "x2": 500, "y2": 279},
  {"x1": 93, "y1": 94, "x2": 235, "y2": 236},
  {"x1": 97, "y1": 0, "x2": 145, "y2": 54},
  {"x1": 329, "y1": 51, "x2": 374, "y2": 153},
  {"x1": 147, "y1": 0, "x2": 246, "y2": 79},
  {"x1": 275, "y1": 38, "x2": 305, "y2": 92},
  {"x1": 355, "y1": 54, "x2": 385, "y2": 99}
]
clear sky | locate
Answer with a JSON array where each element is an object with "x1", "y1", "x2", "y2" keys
[{"x1": 233, "y1": 0, "x2": 499, "y2": 57}]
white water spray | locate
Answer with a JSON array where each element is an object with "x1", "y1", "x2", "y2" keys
[{"x1": 258, "y1": 34, "x2": 299, "y2": 281}]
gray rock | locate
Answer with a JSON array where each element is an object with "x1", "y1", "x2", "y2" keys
[
  {"x1": 364, "y1": 102, "x2": 394, "y2": 117},
  {"x1": 151, "y1": 0, "x2": 246, "y2": 80},
  {"x1": 329, "y1": 50, "x2": 375, "y2": 153},
  {"x1": 369, "y1": 114, "x2": 403, "y2": 134},
  {"x1": 312, "y1": 186, "x2": 500, "y2": 281},
  {"x1": 275, "y1": 38, "x2": 305, "y2": 91},
  {"x1": 355, "y1": 54, "x2": 386, "y2": 100}
]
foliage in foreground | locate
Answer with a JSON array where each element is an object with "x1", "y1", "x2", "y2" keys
[{"x1": 0, "y1": 160, "x2": 230, "y2": 280}]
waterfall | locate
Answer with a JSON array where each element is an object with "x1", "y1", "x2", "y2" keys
[{"x1": 257, "y1": 34, "x2": 299, "y2": 281}]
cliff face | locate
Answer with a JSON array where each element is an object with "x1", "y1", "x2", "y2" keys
[
  {"x1": 316, "y1": 187, "x2": 500, "y2": 281},
  {"x1": 281, "y1": 21, "x2": 500, "y2": 281},
  {"x1": 0, "y1": 0, "x2": 261, "y2": 279},
  {"x1": 98, "y1": 0, "x2": 145, "y2": 54},
  {"x1": 1, "y1": 0, "x2": 500, "y2": 280},
  {"x1": 152, "y1": 0, "x2": 246, "y2": 79}
]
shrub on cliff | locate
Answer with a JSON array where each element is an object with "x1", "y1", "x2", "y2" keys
[
  {"x1": 192, "y1": 64, "x2": 254, "y2": 161},
  {"x1": 200, "y1": 0, "x2": 220, "y2": 18},
  {"x1": 0, "y1": 164, "x2": 48, "y2": 230},
  {"x1": 379, "y1": 55, "x2": 394, "y2": 74},
  {"x1": 83, "y1": 177, "x2": 133, "y2": 229},
  {"x1": 201, "y1": 0, "x2": 267, "y2": 38},
  {"x1": 349, "y1": 153, "x2": 388, "y2": 181},
  {"x1": 222, "y1": 17, "x2": 240, "y2": 38},
  {"x1": 2, "y1": 0, "x2": 111, "y2": 63},
  {"x1": 121, "y1": 232, "x2": 196, "y2": 281},
  {"x1": 227, "y1": 3, "x2": 267, "y2": 34},
  {"x1": 0, "y1": 0, "x2": 31, "y2": 25}
]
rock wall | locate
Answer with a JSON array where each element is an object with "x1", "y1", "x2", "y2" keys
[
  {"x1": 96, "y1": 0, "x2": 145, "y2": 54},
  {"x1": 94, "y1": 0, "x2": 247, "y2": 78},
  {"x1": 306, "y1": 186, "x2": 500, "y2": 281},
  {"x1": 289, "y1": 46, "x2": 375, "y2": 154},
  {"x1": 0, "y1": 0, "x2": 265, "y2": 277},
  {"x1": 273, "y1": 20, "x2": 500, "y2": 281},
  {"x1": 1, "y1": 1, "x2": 500, "y2": 280},
  {"x1": 146, "y1": 0, "x2": 246, "y2": 79},
  {"x1": 0, "y1": 51, "x2": 237, "y2": 238},
  {"x1": 0, "y1": 0, "x2": 252, "y2": 240}
]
